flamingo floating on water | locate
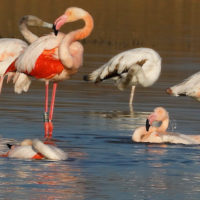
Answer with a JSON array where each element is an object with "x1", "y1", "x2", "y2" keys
[
  {"x1": 132, "y1": 107, "x2": 200, "y2": 144},
  {"x1": 83, "y1": 48, "x2": 161, "y2": 107},
  {"x1": 6, "y1": 7, "x2": 94, "y2": 138},
  {"x1": 0, "y1": 15, "x2": 52, "y2": 94},
  {"x1": 2, "y1": 139, "x2": 67, "y2": 160},
  {"x1": 166, "y1": 71, "x2": 200, "y2": 101}
]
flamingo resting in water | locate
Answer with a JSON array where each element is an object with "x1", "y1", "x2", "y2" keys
[
  {"x1": 6, "y1": 7, "x2": 94, "y2": 138},
  {"x1": 132, "y1": 107, "x2": 200, "y2": 144},
  {"x1": 166, "y1": 71, "x2": 200, "y2": 101},
  {"x1": 2, "y1": 139, "x2": 67, "y2": 160},
  {"x1": 83, "y1": 48, "x2": 161, "y2": 107},
  {"x1": 0, "y1": 15, "x2": 52, "y2": 94}
]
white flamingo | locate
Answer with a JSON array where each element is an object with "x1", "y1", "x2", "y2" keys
[
  {"x1": 84, "y1": 48, "x2": 161, "y2": 107},
  {"x1": 3, "y1": 139, "x2": 67, "y2": 160},
  {"x1": 0, "y1": 15, "x2": 52, "y2": 93},
  {"x1": 166, "y1": 71, "x2": 200, "y2": 101}
]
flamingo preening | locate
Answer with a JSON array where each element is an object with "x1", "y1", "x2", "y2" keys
[
  {"x1": 6, "y1": 7, "x2": 94, "y2": 138},
  {"x1": 2, "y1": 139, "x2": 67, "y2": 160},
  {"x1": 132, "y1": 107, "x2": 200, "y2": 144},
  {"x1": 83, "y1": 48, "x2": 161, "y2": 107},
  {"x1": 0, "y1": 15, "x2": 52, "y2": 93},
  {"x1": 166, "y1": 71, "x2": 200, "y2": 101}
]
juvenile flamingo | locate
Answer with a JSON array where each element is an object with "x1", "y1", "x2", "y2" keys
[
  {"x1": 83, "y1": 48, "x2": 161, "y2": 107},
  {"x1": 6, "y1": 7, "x2": 94, "y2": 138},
  {"x1": 166, "y1": 71, "x2": 200, "y2": 101},
  {"x1": 132, "y1": 107, "x2": 200, "y2": 144},
  {"x1": 2, "y1": 139, "x2": 67, "y2": 160},
  {"x1": 0, "y1": 15, "x2": 52, "y2": 93}
]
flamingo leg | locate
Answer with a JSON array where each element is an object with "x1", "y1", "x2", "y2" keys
[
  {"x1": 48, "y1": 82, "x2": 57, "y2": 138},
  {"x1": 44, "y1": 81, "x2": 49, "y2": 138},
  {"x1": 129, "y1": 86, "x2": 135, "y2": 114}
]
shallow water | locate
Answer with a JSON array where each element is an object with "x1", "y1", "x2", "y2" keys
[{"x1": 1, "y1": 0, "x2": 200, "y2": 200}]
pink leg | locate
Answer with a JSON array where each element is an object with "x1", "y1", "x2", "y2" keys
[
  {"x1": 44, "y1": 81, "x2": 49, "y2": 138},
  {"x1": 48, "y1": 82, "x2": 57, "y2": 138}
]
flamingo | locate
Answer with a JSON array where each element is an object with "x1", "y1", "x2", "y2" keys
[
  {"x1": 6, "y1": 7, "x2": 94, "y2": 138},
  {"x1": 2, "y1": 139, "x2": 67, "y2": 160},
  {"x1": 83, "y1": 48, "x2": 161, "y2": 108},
  {"x1": 0, "y1": 15, "x2": 52, "y2": 93},
  {"x1": 132, "y1": 107, "x2": 200, "y2": 144},
  {"x1": 166, "y1": 71, "x2": 200, "y2": 101}
]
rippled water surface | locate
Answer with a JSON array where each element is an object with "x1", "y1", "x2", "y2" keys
[{"x1": 1, "y1": 0, "x2": 200, "y2": 199}]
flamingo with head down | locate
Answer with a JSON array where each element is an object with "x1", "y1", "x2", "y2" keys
[
  {"x1": 1, "y1": 139, "x2": 67, "y2": 160},
  {"x1": 6, "y1": 7, "x2": 94, "y2": 138},
  {"x1": 83, "y1": 48, "x2": 161, "y2": 108},
  {"x1": 132, "y1": 107, "x2": 200, "y2": 144},
  {"x1": 166, "y1": 71, "x2": 200, "y2": 101},
  {"x1": 0, "y1": 15, "x2": 52, "y2": 94}
]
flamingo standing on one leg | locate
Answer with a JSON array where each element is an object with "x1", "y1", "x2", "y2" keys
[
  {"x1": 6, "y1": 7, "x2": 94, "y2": 138},
  {"x1": 132, "y1": 107, "x2": 200, "y2": 144},
  {"x1": 83, "y1": 48, "x2": 161, "y2": 109},
  {"x1": 0, "y1": 15, "x2": 52, "y2": 93},
  {"x1": 166, "y1": 71, "x2": 200, "y2": 101}
]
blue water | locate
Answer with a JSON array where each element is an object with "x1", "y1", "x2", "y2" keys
[{"x1": 0, "y1": 51, "x2": 200, "y2": 200}]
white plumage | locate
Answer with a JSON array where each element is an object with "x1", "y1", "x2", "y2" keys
[
  {"x1": 166, "y1": 71, "x2": 200, "y2": 101},
  {"x1": 7, "y1": 139, "x2": 68, "y2": 161},
  {"x1": 84, "y1": 48, "x2": 161, "y2": 105}
]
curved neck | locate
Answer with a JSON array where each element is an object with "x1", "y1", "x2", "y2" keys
[
  {"x1": 157, "y1": 115, "x2": 169, "y2": 133},
  {"x1": 59, "y1": 13, "x2": 93, "y2": 68},
  {"x1": 19, "y1": 23, "x2": 38, "y2": 44}
]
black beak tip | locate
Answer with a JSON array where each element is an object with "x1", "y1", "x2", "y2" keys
[
  {"x1": 146, "y1": 119, "x2": 151, "y2": 132},
  {"x1": 52, "y1": 24, "x2": 58, "y2": 36},
  {"x1": 7, "y1": 144, "x2": 13, "y2": 149}
]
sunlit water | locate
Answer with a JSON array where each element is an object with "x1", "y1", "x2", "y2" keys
[{"x1": 1, "y1": 0, "x2": 200, "y2": 199}]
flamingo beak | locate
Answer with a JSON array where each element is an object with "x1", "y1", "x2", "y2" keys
[
  {"x1": 7, "y1": 144, "x2": 13, "y2": 149},
  {"x1": 146, "y1": 119, "x2": 151, "y2": 131},
  {"x1": 52, "y1": 24, "x2": 58, "y2": 36}
]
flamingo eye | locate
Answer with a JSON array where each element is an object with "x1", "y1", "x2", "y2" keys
[{"x1": 67, "y1": 10, "x2": 72, "y2": 16}]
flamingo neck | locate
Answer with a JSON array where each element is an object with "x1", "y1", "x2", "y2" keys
[
  {"x1": 74, "y1": 14, "x2": 94, "y2": 41},
  {"x1": 157, "y1": 116, "x2": 169, "y2": 133},
  {"x1": 59, "y1": 13, "x2": 93, "y2": 68},
  {"x1": 19, "y1": 22, "x2": 38, "y2": 44}
]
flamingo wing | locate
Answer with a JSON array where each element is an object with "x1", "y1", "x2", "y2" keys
[{"x1": 84, "y1": 48, "x2": 161, "y2": 89}]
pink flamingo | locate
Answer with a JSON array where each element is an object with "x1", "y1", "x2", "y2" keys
[
  {"x1": 132, "y1": 107, "x2": 200, "y2": 144},
  {"x1": 2, "y1": 139, "x2": 67, "y2": 160},
  {"x1": 6, "y1": 7, "x2": 94, "y2": 138},
  {"x1": 0, "y1": 15, "x2": 52, "y2": 93}
]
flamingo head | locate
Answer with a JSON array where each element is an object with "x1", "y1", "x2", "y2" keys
[
  {"x1": 53, "y1": 7, "x2": 90, "y2": 35},
  {"x1": 146, "y1": 107, "x2": 168, "y2": 131}
]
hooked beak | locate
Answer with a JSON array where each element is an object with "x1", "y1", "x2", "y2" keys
[
  {"x1": 7, "y1": 143, "x2": 13, "y2": 149},
  {"x1": 52, "y1": 24, "x2": 58, "y2": 36},
  {"x1": 146, "y1": 119, "x2": 151, "y2": 132}
]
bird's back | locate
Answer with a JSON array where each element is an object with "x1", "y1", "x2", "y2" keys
[{"x1": 84, "y1": 48, "x2": 161, "y2": 89}]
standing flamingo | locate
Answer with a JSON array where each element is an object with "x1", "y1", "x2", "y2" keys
[
  {"x1": 132, "y1": 107, "x2": 200, "y2": 144},
  {"x1": 83, "y1": 48, "x2": 161, "y2": 108},
  {"x1": 6, "y1": 7, "x2": 94, "y2": 138},
  {"x1": 0, "y1": 15, "x2": 52, "y2": 93},
  {"x1": 166, "y1": 71, "x2": 200, "y2": 101}
]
